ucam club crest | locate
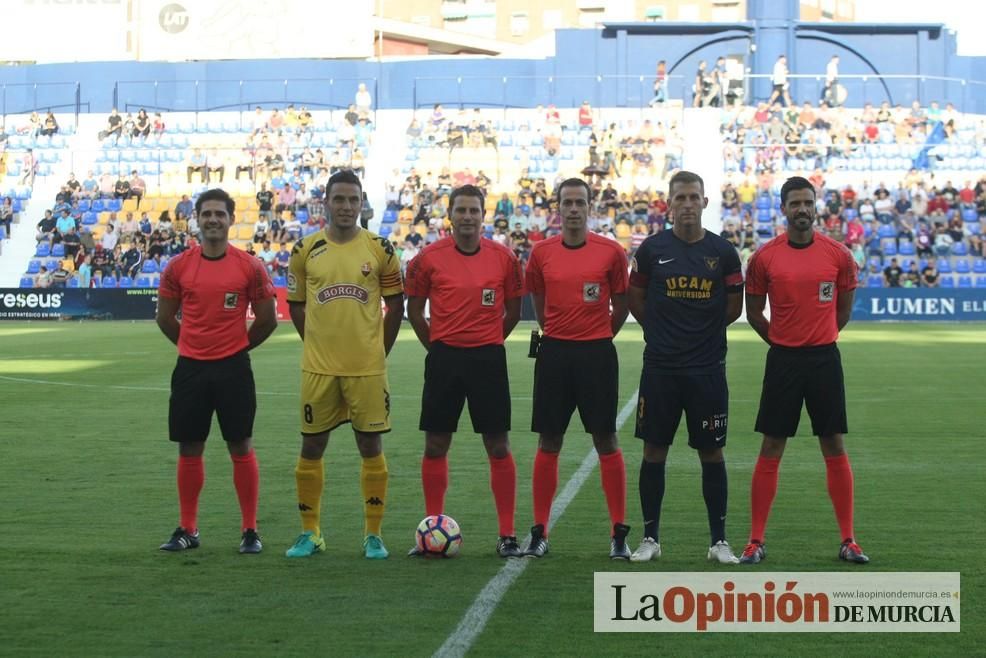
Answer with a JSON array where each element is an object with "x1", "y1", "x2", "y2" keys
[{"x1": 316, "y1": 284, "x2": 369, "y2": 304}]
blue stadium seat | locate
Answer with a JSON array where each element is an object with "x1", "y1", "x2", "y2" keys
[
  {"x1": 68, "y1": 277, "x2": 79, "y2": 288},
  {"x1": 92, "y1": 199, "x2": 105, "y2": 212},
  {"x1": 844, "y1": 208, "x2": 858, "y2": 221},
  {"x1": 82, "y1": 212, "x2": 98, "y2": 225},
  {"x1": 952, "y1": 242, "x2": 968, "y2": 256},
  {"x1": 379, "y1": 225, "x2": 391, "y2": 238},
  {"x1": 51, "y1": 243, "x2": 65, "y2": 257},
  {"x1": 0, "y1": 226, "x2": 5, "y2": 240},
  {"x1": 159, "y1": 257, "x2": 170, "y2": 271},
  {"x1": 867, "y1": 275, "x2": 884, "y2": 287},
  {"x1": 118, "y1": 276, "x2": 133, "y2": 288},
  {"x1": 962, "y1": 208, "x2": 978, "y2": 222},
  {"x1": 19, "y1": 276, "x2": 33, "y2": 288},
  {"x1": 955, "y1": 258, "x2": 971, "y2": 273},
  {"x1": 35, "y1": 243, "x2": 50, "y2": 257},
  {"x1": 882, "y1": 241, "x2": 897, "y2": 256},
  {"x1": 957, "y1": 276, "x2": 973, "y2": 288},
  {"x1": 877, "y1": 224, "x2": 895, "y2": 238},
  {"x1": 27, "y1": 260, "x2": 40, "y2": 274},
  {"x1": 141, "y1": 260, "x2": 156, "y2": 273},
  {"x1": 135, "y1": 275, "x2": 151, "y2": 287},
  {"x1": 101, "y1": 276, "x2": 117, "y2": 288},
  {"x1": 938, "y1": 259, "x2": 952, "y2": 273},
  {"x1": 755, "y1": 196, "x2": 771, "y2": 210},
  {"x1": 107, "y1": 199, "x2": 123, "y2": 212},
  {"x1": 78, "y1": 199, "x2": 91, "y2": 211},
  {"x1": 272, "y1": 275, "x2": 287, "y2": 288},
  {"x1": 974, "y1": 259, "x2": 986, "y2": 274},
  {"x1": 976, "y1": 276, "x2": 986, "y2": 288},
  {"x1": 899, "y1": 241, "x2": 915, "y2": 255},
  {"x1": 940, "y1": 276, "x2": 955, "y2": 287}
]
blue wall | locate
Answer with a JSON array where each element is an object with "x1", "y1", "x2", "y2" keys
[{"x1": 3, "y1": 17, "x2": 986, "y2": 116}]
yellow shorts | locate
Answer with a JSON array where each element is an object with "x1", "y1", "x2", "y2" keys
[{"x1": 300, "y1": 372, "x2": 392, "y2": 435}]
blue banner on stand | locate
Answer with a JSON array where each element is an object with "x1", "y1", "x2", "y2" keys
[
  {"x1": 852, "y1": 288, "x2": 986, "y2": 321},
  {"x1": 0, "y1": 288, "x2": 158, "y2": 320}
]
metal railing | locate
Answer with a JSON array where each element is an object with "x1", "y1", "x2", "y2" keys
[
  {"x1": 114, "y1": 78, "x2": 378, "y2": 128},
  {"x1": 0, "y1": 82, "x2": 83, "y2": 129}
]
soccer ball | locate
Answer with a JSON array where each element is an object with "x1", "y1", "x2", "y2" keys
[{"x1": 415, "y1": 514, "x2": 463, "y2": 558}]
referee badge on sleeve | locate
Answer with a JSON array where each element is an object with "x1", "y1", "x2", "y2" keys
[
  {"x1": 224, "y1": 292, "x2": 239, "y2": 309},
  {"x1": 482, "y1": 288, "x2": 496, "y2": 306},
  {"x1": 819, "y1": 281, "x2": 835, "y2": 302}
]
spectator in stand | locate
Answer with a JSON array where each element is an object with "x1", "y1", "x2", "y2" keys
[
  {"x1": 77, "y1": 254, "x2": 93, "y2": 288},
  {"x1": 153, "y1": 112, "x2": 165, "y2": 136},
  {"x1": 883, "y1": 257, "x2": 903, "y2": 287},
  {"x1": 81, "y1": 171, "x2": 99, "y2": 199},
  {"x1": 355, "y1": 83, "x2": 372, "y2": 117},
  {"x1": 38, "y1": 110, "x2": 58, "y2": 137},
  {"x1": 101, "y1": 109, "x2": 123, "y2": 142},
  {"x1": 275, "y1": 182, "x2": 296, "y2": 215},
  {"x1": 578, "y1": 100, "x2": 594, "y2": 129},
  {"x1": 257, "y1": 241, "x2": 276, "y2": 273},
  {"x1": 35, "y1": 265, "x2": 51, "y2": 288},
  {"x1": 102, "y1": 223, "x2": 119, "y2": 252},
  {"x1": 274, "y1": 243, "x2": 291, "y2": 276},
  {"x1": 130, "y1": 170, "x2": 146, "y2": 207},
  {"x1": 55, "y1": 208, "x2": 75, "y2": 240},
  {"x1": 767, "y1": 55, "x2": 793, "y2": 107},
  {"x1": 113, "y1": 173, "x2": 130, "y2": 201},
  {"x1": 187, "y1": 149, "x2": 207, "y2": 184},
  {"x1": 206, "y1": 149, "x2": 225, "y2": 183},
  {"x1": 921, "y1": 258, "x2": 940, "y2": 287},
  {"x1": 158, "y1": 211, "x2": 173, "y2": 234},
  {"x1": 121, "y1": 242, "x2": 143, "y2": 279},
  {"x1": 254, "y1": 183, "x2": 273, "y2": 223},
  {"x1": 0, "y1": 197, "x2": 12, "y2": 237},
  {"x1": 62, "y1": 227, "x2": 81, "y2": 259},
  {"x1": 650, "y1": 60, "x2": 668, "y2": 106},
  {"x1": 36, "y1": 210, "x2": 55, "y2": 242},
  {"x1": 134, "y1": 109, "x2": 151, "y2": 139},
  {"x1": 172, "y1": 195, "x2": 193, "y2": 221},
  {"x1": 903, "y1": 261, "x2": 921, "y2": 288}
]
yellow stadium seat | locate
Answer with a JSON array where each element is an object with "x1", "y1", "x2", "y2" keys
[
  {"x1": 615, "y1": 223, "x2": 631, "y2": 238},
  {"x1": 236, "y1": 225, "x2": 254, "y2": 240},
  {"x1": 62, "y1": 258, "x2": 75, "y2": 273},
  {"x1": 415, "y1": 224, "x2": 427, "y2": 237},
  {"x1": 122, "y1": 198, "x2": 138, "y2": 213},
  {"x1": 98, "y1": 212, "x2": 112, "y2": 225}
]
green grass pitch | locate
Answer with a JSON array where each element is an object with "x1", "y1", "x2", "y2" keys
[{"x1": 0, "y1": 321, "x2": 981, "y2": 656}]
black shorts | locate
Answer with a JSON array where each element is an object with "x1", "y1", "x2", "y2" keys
[
  {"x1": 754, "y1": 343, "x2": 847, "y2": 438},
  {"x1": 531, "y1": 337, "x2": 618, "y2": 435},
  {"x1": 168, "y1": 351, "x2": 256, "y2": 443},
  {"x1": 420, "y1": 342, "x2": 510, "y2": 434},
  {"x1": 634, "y1": 364, "x2": 729, "y2": 450}
]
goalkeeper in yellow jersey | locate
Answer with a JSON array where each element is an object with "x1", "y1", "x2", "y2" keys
[{"x1": 284, "y1": 170, "x2": 405, "y2": 559}]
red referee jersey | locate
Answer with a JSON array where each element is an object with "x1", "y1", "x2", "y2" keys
[
  {"x1": 404, "y1": 237, "x2": 524, "y2": 347},
  {"x1": 159, "y1": 245, "x2": 275, "y2": 360},
  {"x1": 745, "y1": 232, "x2": 857, "y2": 347},
  {"x1": 526, "y1": 233, "x2": 628, "y2": 341}
]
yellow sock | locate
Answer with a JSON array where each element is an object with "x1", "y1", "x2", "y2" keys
[
  {"x1": 295, "y1": 456, "x2": 323, "y2": 535},
  {"x1": 361, "y1": 453, "x2": 388, "y2": 537}
]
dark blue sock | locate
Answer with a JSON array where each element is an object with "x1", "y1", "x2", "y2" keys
[
  {"x1": 639, "y1": 459, "x2": 665, "y2": 541},
  {"x1": 701, "y1": 460, "x2": 728, "y2": 545}
]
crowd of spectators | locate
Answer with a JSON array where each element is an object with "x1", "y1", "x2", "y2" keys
[{"x1": 720, "y1": 171, "x2": 986, "y2": 287}]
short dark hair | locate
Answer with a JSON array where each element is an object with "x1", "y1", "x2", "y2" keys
[
  {"x1": 780, "y1": 176, "x2": 816, "y2": 206},
  {"x1": 326, "y1": 170, "x2": 362, "y2": 198},
  {"x1": 668, "y1": 170, "x2": 705, "y2": 196},
  {"x1": 194, "y1": 188, "x2": 235, "y2": 215},
  {"x1": 556, "y1": 177, "x2": 591, "y2": 203},
  {"x1": 449, "y1": 184, "x2": 485, "y2": 212}
]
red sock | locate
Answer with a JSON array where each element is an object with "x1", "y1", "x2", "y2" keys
[
  {"x1": 825, "y1": 454, "x2": 856, "y2": 542},
  {"x1": 598, "y1": 449, "x2": 626, "y2": 528},
  {"x1": 177, "y1": 455, "x2": 204, "y2": 532},
  {"x1": 532, "y1": 449, "x2": 560, "y2": 534},
  {"x1": 749, "y1": 456, "x2": 781, "y2": 544},
  {"x1": 489, "y1": 453, "x2": 517, "y2": 537},
  {"x1": 231, "y1": 449, "x2": 260, "y2": 531},
  {"x1": 421, "y1": 455, "x2": 448, "y2": 517}
]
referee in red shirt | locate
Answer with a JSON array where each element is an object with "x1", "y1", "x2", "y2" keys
[
  {"x1": 522, "y1": 177, "x2": 631, "y2": 560},
  {"x1": 405, "y1": 184, "x2": 525, "y2": 557},
  {"x1": 156, "y1": 188, "x2": 278, "y2": 554},
  {"x1": 740, "y1": 176, "x2": 869, "y2": 565}
]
